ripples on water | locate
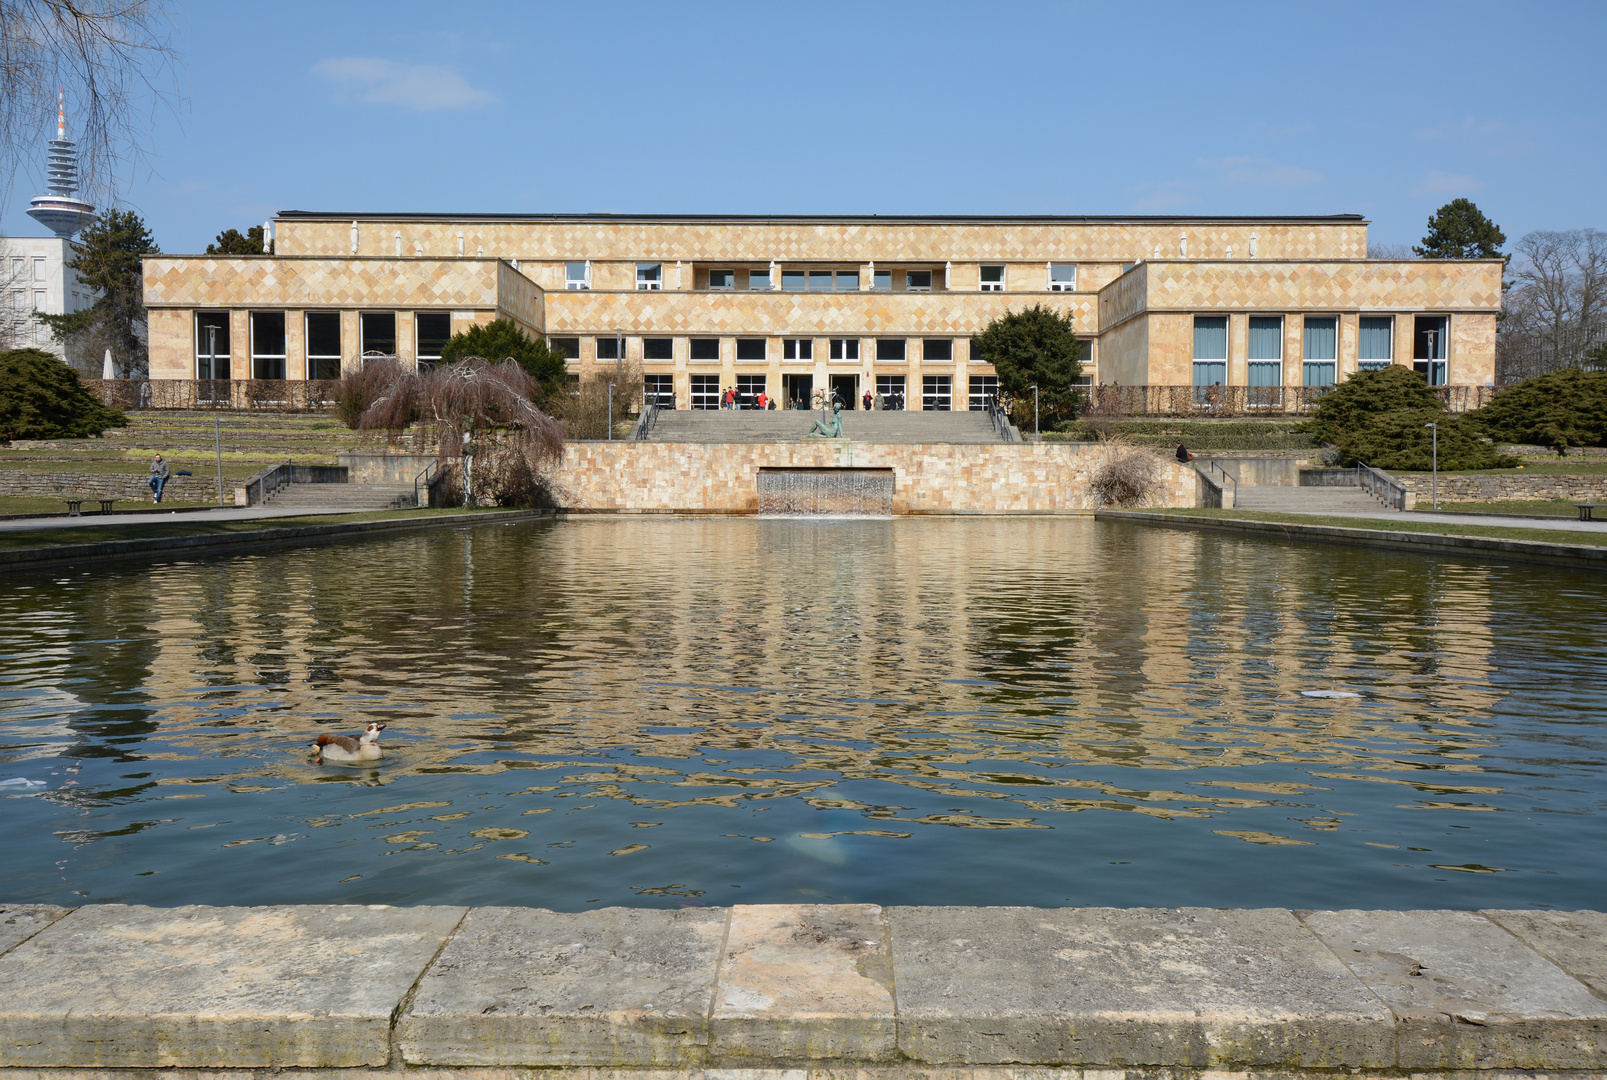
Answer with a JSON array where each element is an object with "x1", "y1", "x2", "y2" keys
[{"x1": 1, "y1": 517, "x2": 1604, "y2": 909}]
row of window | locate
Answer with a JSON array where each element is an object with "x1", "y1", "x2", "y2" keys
[
  {"x1": 554, "y1": 336, "x2": 974, "y2": 363},
  {"x1": 663, "y1": 373, "x2": 1003, "y2": 411},
  {"x1": 193, "y1": 311, "x2": 453, "y2": 380},
  {"x1": 564, "y1": 262, "x2": 1067, "y2": 292},
  {"x1": 8, "y1": 257, "x2": 48, "y2": 282},
  {"x1": 1190, "y1": 314, "x2": 1450, "y2": 388}
]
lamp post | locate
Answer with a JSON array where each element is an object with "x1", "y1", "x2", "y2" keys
[
  {"x1": 1423, "y1": 421, "x2": 1439, "y2": 509},
  {"x1": 607, "y1": 382, "x2": 615, "y2": 441},
  {"x1": 207, "y1": 325, "x2": 223, "y2": 507},
  {"x1": 1029, "y1": 384, "x2": 1039, "y2": 443}
]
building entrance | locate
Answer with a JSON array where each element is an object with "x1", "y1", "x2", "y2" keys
[
  {"x1": 782, "y1": 373, "x2": 813, "y2": 409},
  {"x1": 829, "y1": 374, "x2": 858, "y2": 409}
]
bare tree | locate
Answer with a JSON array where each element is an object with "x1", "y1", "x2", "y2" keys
[
  {"x1": 1366, "y1": 240, "x2": 1417, "y2": 259},
  {"x1": 1500, "y1": 229, "x2": 1607, "y2": 380},
  {"x1": 0, "y1": 0, "x2": 181, "y2": 206}
]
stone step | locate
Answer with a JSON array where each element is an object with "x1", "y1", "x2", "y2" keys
[
  {"x1": 647, "y1": 409, "x2": 1006, "y2": 444},
  {"x1": 1234, "y1": 487, "x2": 1389, "y2": 512},
  {"x1": 264, "y1": 482, "x2": 416, "y2": 510}
]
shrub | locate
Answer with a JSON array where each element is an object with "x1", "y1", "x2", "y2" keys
[
  {"x1": 0, "y1": 348, "x2": 127, "y2": 441},
  {"x1": 335, "y1": 356, "x2": 404, "y2": 429},
  {"x1": 1339, "y1": 408, "x2": 1519, "y2": 470},
  {"x1": 1090, "y1": 444, "x2": 1165, "y2": 506},
  {"x1": 440, "y1": 319, "x2": 567, "y2": 399},
  {"x1": 1467, "y1": 369, "x2": 1607, "y2": 454},
  {"x1": 971, "y1": 305, "x2": 1085, "y2": 428},
  {"x1": 1302, "y1": 366, "x2": 1445, "y2": 446}
]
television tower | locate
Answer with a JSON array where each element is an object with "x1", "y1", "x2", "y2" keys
[{"x1": 27, "y1": 91, "x2": 97, "y2": 239}]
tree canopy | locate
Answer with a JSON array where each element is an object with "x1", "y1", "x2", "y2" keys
[
  {"x1": 206, "y1": 225, "x2": 270, "y2": 255},
  {"x1": 1303, "y1": 365, "x2": 1445, "y2": 445},
  {"x1": 970, "y1": 304, "x2": 1084, "y2": 427},
  {"x1": 1467, "y1": 369, "x2": 1607, "y2": 453},
  {"x1": 40, "y1": 208, "x2": 158, "y2": 378},
  {"x1": 439, "y1": 319, "x2": 567, "y2": 398},
  {"x1": 1303, "y1": 366, "x2": 1516, "y2": 470},
  {"x1": 1414, "y1": 198, "x2": 1507, "y2": 260},
  {"x1": 0, "y1": 347, "x2": 126, "y2": 440}
]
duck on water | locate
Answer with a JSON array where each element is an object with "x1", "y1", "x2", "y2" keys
[{"x1": 311, "y1": 722, "x2": 386, "y2": 764}]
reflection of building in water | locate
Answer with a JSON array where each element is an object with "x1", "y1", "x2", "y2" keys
[{"x1": 117, "y1": 520, "x2": 1505, "y2": 821}]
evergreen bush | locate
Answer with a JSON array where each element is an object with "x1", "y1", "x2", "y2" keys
[
  {"x1": 440, "y1": 320, "x2": 567, "y2": 399},
  {"x1": 0, "y1": 349, "x2": 127, "y2": 441},
  {"x1": 1340, "y1": 408, "x2": 1518, "y2": 471},
  {"x1": 1467, "y1": 369, "x2": 1607, "y2": 453}
]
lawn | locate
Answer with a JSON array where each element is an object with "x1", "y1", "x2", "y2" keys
[
  {"x1": 1138, "y1": 507, "x2": 1607, "y2": 548},
  {"x1": 1411, "y1": 499, "x2": 1583, "y2": 517}
]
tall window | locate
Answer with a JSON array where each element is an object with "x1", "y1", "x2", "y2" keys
[
  {"x1": 416, "y1": 312, "x2": 451, "y2": 369},
  {"x1": 923, "y1": 338, "x2": 952, "y2": 361},
  {"x1": 736, "y1": 338, "x2": 766, "y2": 362},
  {"x1": 1048, "y1": 264, "x2": 1076, "y2": 291},
  {"x1": 565, "y1": 262, "x2": 589, "y2": 290},
  {"x1": 636, "y1": 263, "x2": 662, "y2": 290},
  {"x1": 643, "y1": 374, "x2": 674, "y2": 407},
  {"x1": 906, "y1": 270, "x2": 932, "y2": 291},
  {"x1": 736, "y1": 374, "x2": 766, "y2": 407},
  {"x1": 708, "y1": 269, "x2": 734, "y2": 290},
  {"x1": 1414, "y1": 316, "x2": 1448, "y2": 385},
  {"x1": 969, "y1": 374, "x2": 999, "y2": 410},
  {"x1": 1359, "y1": 316, "x2": 1393, "y2": 371},
  {"x1": 1192, "y1": 316, "x2": 1227, "y2": 386},
  {"x1": 690, "y1": 338, "x2": 720, "y2": 362},
  {"x1": 922, "y1": 374, "x2": 952, "y2": 411},
  {"x1": 876, "y1": 374, "x2": 906, "y2": 408},
  {"x1": 829, "y1": 338, "x2": 858, "y2": 362},
  {"x1": 305, "y1": 313, "x2": 340, "y2": 380},
  {"x1": 1303, "y1": 316, "x2": 1337, "y2": 387},
  {"x1": 195, "y1": 312, "x2": 230, "y2": 380},
  {"x1": 250, "y1": 312, "x2": 286, "y2": 379},
  {"x1": 876, "y1": 338, "x2": 906, "y2": 362},
  {"x1": 980, "y1": 265, "x2": 1005, "y2": 292},
  {"x1": 783, "y1": 338, "x2": 812, "y2": 361},
  {"x1": 360, "y1": 312, "x2": 396, "y2": 357},
  {"x1": 690, "y1": 374, "x2": 720, "y2": 410},
  {"x1": 1247, "y1": 316, "x2": 1282, "y2": 387}
]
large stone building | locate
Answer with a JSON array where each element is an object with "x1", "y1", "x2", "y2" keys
[{"x1": 141, "y1": 212, "x2": 1502, "y2": 409}]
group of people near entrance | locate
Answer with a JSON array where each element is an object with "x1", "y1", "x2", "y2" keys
[
  {"x1": 714, "y1": 387, "x2": 910, "y2": 411},
  {"x1": 720, "y1": 386, "x2": 779, "y2": 410}
]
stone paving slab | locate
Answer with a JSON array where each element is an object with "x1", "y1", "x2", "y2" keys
[
  {"x1": 889, "y1": 906, "x2": 1395, "y2": 1068},
  {"x1": 0, "y1": 903, "x2": 465, "y2": 1068},
  {"x1": 0, "y1": 906, "x2": 68, "y2": 957},
  {"x1": 1483, "y1": 909, "x2": 1607, "y2": 997},
  {"x1": 712, "y1": 904, "x2": 895, "y2": 1061},
  {"x1": 397, "y1": 906, "x2": 727, "y2": 1067},
  {"x1": 1298, "y1": 909, "x2": 1607, "y2": 1070}
]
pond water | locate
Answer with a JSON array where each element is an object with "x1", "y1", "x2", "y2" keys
[{"x1": 2, "y1": 517, "x2": 1603, "y2": 910}]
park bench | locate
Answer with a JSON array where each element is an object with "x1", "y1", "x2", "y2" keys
[
  {"x1": 1575, "y1": 503, "x2": 1602, "y2": 521},
  {"x1": 64, "y1": 499, "x2": 117, "y2": 517}
]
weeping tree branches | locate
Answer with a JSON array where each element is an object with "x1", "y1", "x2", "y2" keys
[
  {"x1": 0, "y1": 0, "x2": 181, "y2": 206},
  {"x1": 355, "y1": 356, "x2": 566, "y2": 507}
]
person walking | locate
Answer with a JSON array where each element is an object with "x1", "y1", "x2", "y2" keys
[
  {"x1": 148, "y1": 454, "x2": 170, "y2": 503},
  {"x1": 862, "y1": 388, "x2": 873, "y2": 411}
]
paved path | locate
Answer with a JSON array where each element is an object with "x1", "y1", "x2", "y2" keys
[
  {"x1": 0, "y1": 902, "x2": 1602, "y2": 1073},
  {"x1": 0, "y1": 505, "x2": 370, "y2": 533},
  {"x1": 1276, "y1": 507, "x2": 1607, "y2": 534}
]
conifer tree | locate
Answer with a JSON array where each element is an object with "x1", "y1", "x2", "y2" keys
[
  {"x1": 1414, "y1": 199, "x2": 1507, "y2": 260},
  {"x1": 40, "y1": 209, "x2": 158, "y2": 378}
]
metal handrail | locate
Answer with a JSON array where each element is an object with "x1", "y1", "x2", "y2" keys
[
  {"x1": 984, "y1": 398, "x2": 1014, "y2": 442},
  {"x1": 413, "y1": 460, "x2": 438, "y2": 508},
  {"x1": 1358, "y1": 461, "x2": 1409, "y2": 510},
  {"x1": 239, "y1": 458, "x2": 292, "y2": 506},
  {"x1": 631, "y1": 401, "x2": 661, "y2": 442},
  {"x1": 1205, "y1": 459, "x2": 1238, "y2": 500}
]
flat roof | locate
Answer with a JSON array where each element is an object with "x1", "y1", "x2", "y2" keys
[{"x1": 275, "y1": 211, "x2": 1369, "y2": 225}]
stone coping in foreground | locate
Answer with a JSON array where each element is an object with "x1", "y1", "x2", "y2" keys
[
  {"x1": 1095, "y1": 511, "x2": 1607, "y2": 571},
  {"x1": 0, "y1": 904, "x2": 1603, "y2": 1073}
]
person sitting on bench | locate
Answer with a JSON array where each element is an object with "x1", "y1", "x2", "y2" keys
[{"x1": 149, "y1": 454, "x2": 170, "y2": 502}]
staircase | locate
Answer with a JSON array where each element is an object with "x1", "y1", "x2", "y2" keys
[
  {"x1": 1232, "y1": 486, "x2": 1391, "y2": 514},
  {"x1": 263, "y1": 482, "x2": 416, "y2": 511},
  {"x1": 646, "y1": 409, "x2": 1011, "y2": 444}
]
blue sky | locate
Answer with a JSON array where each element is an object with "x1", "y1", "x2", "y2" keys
[{"x1": 3, "y1": 0, "x2": 1603, "y2": 254}]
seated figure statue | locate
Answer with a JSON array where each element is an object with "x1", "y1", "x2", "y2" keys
[{"x1": 805, "y1": 401, "x2": 844, "y2": 439}]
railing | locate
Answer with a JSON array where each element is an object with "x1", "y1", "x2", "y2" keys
[
  {"x1": 1202, "y1": 460, "x2": 1238, "y2": 507},
  {"x1": 1358, "y1": 462, "x2": 1410, "y2": 510},
  {"x1": 631, "y1": 402, "x2": 661, "y2": 443},
  {"x1": 238, "y1": 459, "x2": 293, "y2": 507},
  {"x1": 1082, "y1": 384, "x2": 1497, "y2": 417},
  {"x1": 983, "y1": 398, "x2": 1015, "y2": 442},
  {"x1": 413, "y1": 460, "x2": 438, "y2": 508},
  {"x1": 85, "y1": 379, "x2": 341, "y2": 412}
]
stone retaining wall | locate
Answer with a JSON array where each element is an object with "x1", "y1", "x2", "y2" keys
[
  {"x1": 554, "y1": 442, "x2": 1201, "y2": 513},
  {"x1": 1396, "y1": 472, "x2": 1607, "y2": 502},
  {"x1": 0, "y1": 471, "x2": 216, "y2": 503},
  {"x1": 0, "y1": 902, "x2": 1602, "y2": 1074}
]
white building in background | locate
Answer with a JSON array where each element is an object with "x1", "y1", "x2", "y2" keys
[{"x1": 1, "y1": 96, "x2": 99, "y2": 375}]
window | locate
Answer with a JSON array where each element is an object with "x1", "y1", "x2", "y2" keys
[
  {"x1": 690, "y1": 374, "x2": 720, "y2": 410},
  {"x1": 1048, "y1": 264, "x2": 1077, "y2": 291},
  {"x1": 643, "y1": 374, "x2": 674, "y2": 407},
  {"x1": 808, "y1": 270, "x2": 833, "y2": 291},
  {"x1": 708, "y1": 269, "x2": 734, "y2": 290},
  {"x1": 829, "y1": 338, "x2": 858, "y2": 362},
  {"x1": 835, "y1": 270, "x2": 859, "y2": 291},
  {"x1": 748, "y1": 268, "x2": 772, "y2": 290},
  {"x1": 782, "y1": 269, "x2": 806, "y2": 290},
  {"x1": 33, "y1": 289, "x2": 44, "y2": 310},
  {"x1": 906, "y1": 270, "x2": 932, "y2": 291},
  {"x1": 923, "y1": 338, "x2": 952, "y2": 361},
  {"x1": 1247, "y1": 316, "x2": 1282, "y2": 387},
  {"x1": 876, "y1": 374, "x2": 906, "y2": 408},
  {"x1": 736, "y1": 338, "x2": 766, "y2": 362},
  {"x1": 690, "y1": 337, "x2": 720, "y2": 362},
  {"x1": 872, "y1": 269, "x2": 891, "y2": 291},
  {"x1": 1303, "y1": 316, "x2": 1337, "y2": 387},
  {"x1": 549, "y1": 337, "x2": 581, "y2": 362},
  {"x1": 968, "y1": 374, "x2": 1000, "y2": 410},
  {"x1": 876, "y1": 338, "x2": 906, "y2": 362},
  {"x1": 980, "y1": 265, "x2": 1005, "y2": 291},
  {"x1": 305, "y1": 312, "x2": 341, "y2": 380},
  {"x1": 922, "y1": 374, "x2": 952, "y2": 411},
  {"x1": 360, "y1": 311, "x2": 396, "y2": 357},
  {"x1": 195, "y1": 312, "x2": 230, "y2": 380},
  {"x1": 1359, "y1": 316, "x2": 1393, "y2": 370},
  {"x1": 1413, "y1": 315, "x2": 1448, "y2": 385},
  {"x1": 636, "y1": 263, "x2": 662, "y2": 290},
  {"x1": 1192, "y1": 316, "x2": 1227, "y2": 387},
  {"x1": 32, "y1": 257, "x2": 45, "y2": 281},
  {"x1": 596, "y1": 336, "x2": 624, "y2": 360},
  {"x1": 736, "y1": 374, "x2": 767, "y2": 407},
  {"x1": 643, "y1": 337, "x2": 673, "y2": 361},
  {"x1": 783, "y1": 338, "x2": 812, "y2": 361},
  {"x1": 250, "y1": 311, "x2": 286, "y2": 380},
  {"x1": 565, "y1": 262, "x2": 589, "y2": 290},
  {"x1": 416, "y1": 312, "x2": 451, "y2": 368}
]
